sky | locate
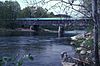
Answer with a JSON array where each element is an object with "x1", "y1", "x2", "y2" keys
[
  {"x1": 0, "y1": 0, "x2": 27, "y2": 9},
  {"x1": 0, "y1": 0, "x2": 84, "y2": 17}
]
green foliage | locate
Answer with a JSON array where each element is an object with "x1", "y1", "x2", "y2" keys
[
  {"x1": 0, "y1": 1, "x2": 21, "y2": 29},
  {"x1": 0, "y1": 57, "x2": 12, "y2": 66},
  {"x1": 0, "y1": 54, "x2": 34, "y2": 66},
  {"x1": 74, "y1": 38, "x2": 85, "y2": 47},
  {"x1": 86, "y1": 22, "x2": 93, "y2": 32},
  {"x1": 28, "y1": 54, "x2": 34, "y2": 61},
  {"x1": 18, "y1": 6, "x2": 55, "y2": 18},
  {"x1": 18, "y1": 7, "x2": 31, "y2": 18},
  {"x1": 17, "y1": 60, "x2": 23, "y2": 66},
  {"x1": 73, "y1": 37, "x2": 93, "y2": 48},
  {"x1": 0, "y1": 1, "x2": 21, "y2": 19},
  {"x1": 85, "y1": 38, "x2": 93, "y2": 47}
]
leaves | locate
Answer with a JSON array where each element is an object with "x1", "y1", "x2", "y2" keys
[
  {"x1": 17, "y1": 60, "x2": 23, "y2": 66},
  {"x1": 0, "y1": 54, "x2": 34, "y2": 66},
  {"x1": 0, "y1": 1, "x2": 21, "y2": 19},
  {"x1": 28, "y1": 54, "x2": 34, "y2": 61},
  {"x1": 0, "y1": 1, "x2": 21, "y2": 28},
  {"x1": 18, "y1": 6, "x2": 55, "y2": 18}
]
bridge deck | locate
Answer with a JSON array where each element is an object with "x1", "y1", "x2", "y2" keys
[{"x1": 16, "y1": 18, "x2": 92, "y2": 25}]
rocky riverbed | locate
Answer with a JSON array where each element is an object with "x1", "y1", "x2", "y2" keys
[{"x1": 70, "y1": 32, "x2": 100, "y2": 66}]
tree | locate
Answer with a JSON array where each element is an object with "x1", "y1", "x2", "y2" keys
[
  {"x1": 34, "y1": 7, "x2": 48, "y2": 18},
  {"x1": 80, "y1": 0, "x2": 100, "y2": 17},
  {"x1": 92, "y1": 0, "x2": 100, "y2": 66},
  {"x1": 0, "y1": 1, "x2": 21, "y2": 19},
  {"x1": 18, "y1": 6, "x2": 55, "y2": 18},
  {"x1": 82, "y1": 0, "x2": 100, "y2": 65},
  {"x1": 0, "y1": 1, "x2": 21, "y2": 28},
  {"x1": 0, "y1": 1, "x2": 4, "y2": 19},
  {"x1": 47, "y1": 12, "x2": 55, "y2": 18},
  {"x1": 18, "y1": 7, "x2": 31, "y2": 18},
  {"x1": 3, "y1": 1, "x2": 21, "y2": 19}
]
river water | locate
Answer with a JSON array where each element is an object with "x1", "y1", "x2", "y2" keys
[{"x1": 0, "y1": 31, "x2": 77, "y2": 66}]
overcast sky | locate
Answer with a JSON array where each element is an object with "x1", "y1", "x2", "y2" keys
[
  {"x1": 0, "y1": 0, "x2": 27, "y2": 9},
  {"x1": 0, "y1": 0, "x2": 84, "y2": 17}
]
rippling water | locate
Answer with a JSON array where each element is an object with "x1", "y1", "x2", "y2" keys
[{"x1": 0, "y1": 31, "x2": 76, "y2": 66}]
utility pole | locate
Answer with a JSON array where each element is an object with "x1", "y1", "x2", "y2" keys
[{"x1": 92, "y1": 0, "x2": 100, "y2": 66}]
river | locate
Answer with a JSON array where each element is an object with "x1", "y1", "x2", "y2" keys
[{"x1": 0, "y1": 31, "x2": 78, "y2": 66}]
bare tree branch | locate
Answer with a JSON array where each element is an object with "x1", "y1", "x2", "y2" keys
[
  {"x1": 71, "y1": 6, "x2": 90, "y2": 17},
  {"x1": 24, "y1": 0, "x2": 92, "y2": 17},
  {"x1": 47, "y1": 2, "x2": 61, "y2": 11},
  {"x1": 61, "y1": 0, "x2": 85, "y2": 8}
]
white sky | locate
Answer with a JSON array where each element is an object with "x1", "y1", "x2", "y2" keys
[
  {"x1": 0, "y1": 0, "x2": 84, "y2": 17},
  {"x1": 0, "y1": 0, "x2": 27, "y2": 9}
]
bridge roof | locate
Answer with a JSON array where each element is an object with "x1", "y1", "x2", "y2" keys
[
  {"x1": 16, "y1": 18, "x2": 91, "y2": 21},
  {"x1": 16, "y1": 18, "x2": 66, "y2": 20}
]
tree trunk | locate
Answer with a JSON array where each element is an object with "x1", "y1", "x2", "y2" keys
[{"x1": 92, "y1": 0, "x2": 100, "y2": 66}]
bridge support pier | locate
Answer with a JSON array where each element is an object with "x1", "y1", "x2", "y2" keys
[
  {"x1": 33, "y1": 25, "x2": 40, "y2": 32},
  {"x1": 29, "y1": 25, "x2": 40, "y2": 31},
  {"x1": 58, "y1": 25, "x2": 64, "y2": 37},
  {"x1": 30, "y1": 26, "x2": 33, "y2": 30}
]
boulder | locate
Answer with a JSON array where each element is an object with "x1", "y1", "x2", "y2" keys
[
  {"x1": 80, "y1": 50, "x2": 87, "y2": 55},
  {"x1": 76, "y1": 47, "x2": 83, "y2": 51}
]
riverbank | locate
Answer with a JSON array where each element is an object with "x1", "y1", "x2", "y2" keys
[
  {"x1": 0, "y1": 28, "x2": 35, "y2": 32},
  {"x1": 0, "y1": 28, "x2": 14, "y2": 31},
  {"x1": 67, "y1": 31, "x2": 100, "y2": 66}
]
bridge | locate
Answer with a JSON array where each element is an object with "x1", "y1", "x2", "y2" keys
[
  {"x1": 15, "y1": 18, "x2": 92, "y2": 37},
  {"x1": 3, "y1": 18, "x2": 93, "y2": 37},
  {"x1": 16, "y1": 18, "x2": 92, "y2": 25}
]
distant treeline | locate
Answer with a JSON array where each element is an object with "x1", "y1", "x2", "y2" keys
[{"x1": 0, "y1": 1, "x2": 55, "y2": 29}]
